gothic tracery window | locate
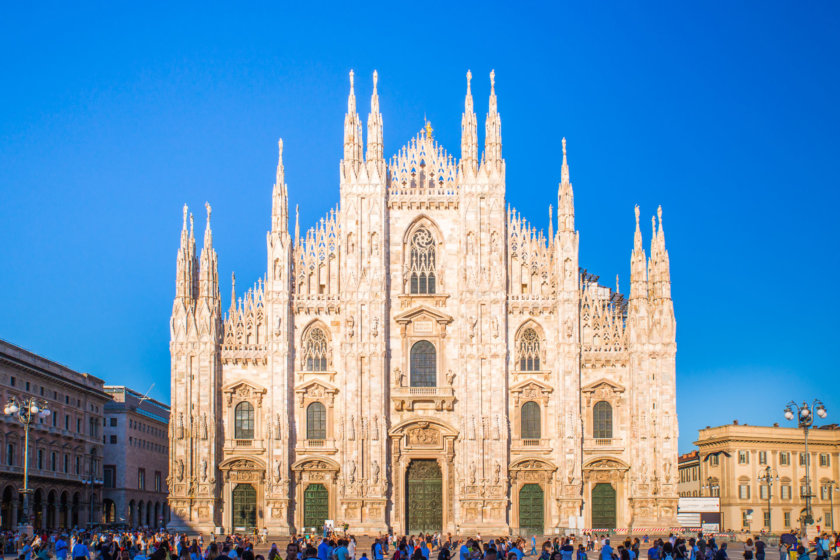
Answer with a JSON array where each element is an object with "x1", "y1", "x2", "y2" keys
[
  {"x1": 234, "y1": 402, "x2": 254, "y2": 440},
  {"x1": 409, "y1": 228, "x2": 436, "y2": 294},
  {"x1": 410, "y1": 340, "x2": 436, "y2": 387},
  {"x1": 306, "y1": 402, "x2": 327, "y2": 440},
  {"x1": 302, "y1": 327, "x2": 329, "y2": 371},
  {"x1": 521, "y1": 401, "x2": 541, "y2": 440},
  {"x1": 517, "y1": 327, "x2": 541, "y2": 371},
  {"x1": 593, "y1": 400, "x2": 613, "y2": 439}
]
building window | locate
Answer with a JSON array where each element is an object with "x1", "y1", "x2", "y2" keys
[
  {"x1": 784, "y1": 511, "x2": 791, "y2": 527},
  {"x1": 410, "y1": 340, "x2": 437, "y2": 388},
  {"x1": 138, "y1": 468, "x2": 145, "y2": 490},
  {"x1": 103, "y1": 466, "x2": 115, "y2": 489},
  {"x1": 9, "y1": 376, "x2": 14, "y2": 387},
  {"x1": 763, "y1": 510, "x2": 770, "y2": 528},
  {"x1": 760, "y1": 485, "x2": 769, "y2": 500},
  {"x1": 821, "y1": 485, "x2": 831, "y2": 500},
  {"x1": 739, "y1": 484, "x2": 751, "y2": 499},
  {"x1": 306, "y1": 402, "x2": 327, "y2": 440},
  {"x1": 800, "y1": 485, "x2": 809, "y2": 498},
  {"x1": 759, "y1": 451, "x2": 767, "y2": 465},
  {"x1": 110, "y1": 417, "x2": 117, "y2": 427},
  {"x1": 302, "y1": 327, "x2": 329, "y2": 371},
  {"x1": 738, "y1": 450, "x2": 749, "y2": 464},
  {"x1": 155, "y1": 471, "x2": 162, "y2": 492},
  {"x1": 26, "y1": 381, "x2": 30, "y2": 391},
  {"x1": 50, "y1": 452, "x2": 56, "y2": 471},
  {"x1": 516, "y1": 327, "x2": 541, "y2": 371},
  {"x1": 234, "y1": 402, "x2": 255, "y2": 439},
  {"x1": 800, "y1": 453, "x2": 810, "y2": 466},
  {"x1": 6, "y1": 443, "x2": 14, "y2": 466},
  {"x1": 780, "y1": 452, "x2": 790, "y2": 466},
  {"x1": 63, "y1": 454, "x2": 68, "y2": 473},
  {"x1": 593, "y1": 401, "x2": 613, "y2": 439},
  {"x1": 827, "y1": 512, "x2": 833, "y2": 528},
  {"x1": 75, "y1": 456, "x2": 80, "y2": 474},
  {"x1": 37, "y1": 449, "x2": 43, "y2": 470},
  {"x1": 408, "y1": 227, "x2": 436, "y2": 294},
  {"x1": 110, "y1": 435, "x2": 117, "y2": 444},
  {"x1": 781, "y1": 484, "x2": 792, "y2": 499},
  {"x1": 742, "y1": 510, "x2": 750, "y2": 527},
  {"x1": 521, "y1": 401, "x2": 541, "y2": 440},
  {"x1": 710, "y1": 454, "x2": 719, "y2": 466},
  {"x1": 77, "y1": 418, "x2": 81, "y2": 433},
  {"x1": 820, "y1": 453, "x2": 830, "y2": 467}
]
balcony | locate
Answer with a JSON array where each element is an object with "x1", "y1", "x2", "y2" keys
[
  {"x1": 392, "y1": 386, "x2": 455, "y2": 412},
  {"x1": 223, "y1": 438, "x2": 265, "y2": 454},
  {"x1": 583, "y1": 437, "x2": 624, "y2": 452},
  {"x1": 511, "y1": 438, "x2": 550, "y2": 453},
  {"x1": 295, "y1": 439, "x2": 337, "y2": 455}
]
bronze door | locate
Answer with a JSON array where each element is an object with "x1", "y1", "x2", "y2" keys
[
  {"x1": 591, "y1": 483, "x2": 616, "y2": 529},
  {"x1": 406, "y1": 459, "x2": 443, "y2": 533},
  {"x1": 519, "y1": 484, "x2": 544, "y2": 535},
  {"x1": 303, "y1": 483, "x2": 329, "y2": 530},
  {"x1": 232, "y1": 483, "x2": 257, "y2": 530}
]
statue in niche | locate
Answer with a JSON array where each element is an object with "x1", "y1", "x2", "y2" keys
[
  {"x1": 446, "y1": 369, "x2": 455, "y2": 386},
  {"x1": 493, "y1": 415, "x2": 501, "y2": 440},
  {"x1": 372, "y1": 415, "x2": 379, "y2": 440},
  {"x1": 200, "y1": 459, "x2": 208, "y2": 482},
  {"x1": 372, "y1": 460, "x2": 380, "y2": 484},
  {"x1": 348, "y1": 416, "x2": 356, "y2": 440},
  {"x1": 664, "y1": 460, "x2": 672, "y2": 483},
  {"x1": 275, "y1": 460, "x2": 282, "y2": 482},
  {"x1": 274, "y1": 314, "x2": 282, "y2": 337},
  {"x1": 372, "y1": 317, "x2": 379, "y2": 338},
  {"x1": 201, "y1": 414, "x2": 208, "y2": 440},
  {"x1": 469, "y1": 461, "x2": 477, "y2": 484},
  {"x1": 346, "y1": 315, "x2": 355, "y2": 339},
  {"x1": 348, "y1": 460, "x2": 356, "y2": 483},
  {"x1": 176, "y1": 413, "x2": 184, "y2": 440},
  {"x1": 493, "y1": 461, "x2": 501, "y2": 484},
  {"x1": 176, "y1": 459, "x2": 185, "y2": 481},
  {"x1": 275, "y1": 413, "x2": 282, "y2": 440}
]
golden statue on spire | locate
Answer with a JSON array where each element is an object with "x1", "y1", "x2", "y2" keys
[{"x1": 425, "y1": 119, "x2": 433, "y2": 139}]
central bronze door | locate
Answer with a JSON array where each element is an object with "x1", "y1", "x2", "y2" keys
[
  {"x1": 591, "y1": 483, "x2": 617, "y2": 529},
  {"x1": 303, "y1": 483, "x2": 329, "y2": 530},
  {"x1": 232, "y1": 483, "x2": 257, "y2": 530},
  {"x1": 406, "y1": 459, "x2": 442, "y2": 532},
  {"x1": 519, "y1": 483, "x2": 545, "y2": 535}
]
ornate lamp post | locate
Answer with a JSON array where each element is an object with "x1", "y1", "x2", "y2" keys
[
  {"x1": 4, "y1": 396, "x2": 51, "y2": 536},
  {"x1": 757, "y1": 466, "x2": 779, "y2": 532},
  {"x1": 784, "y1": 399, "x2": 827, "y2": 535},
  {"x1": 828, "y1": 480, "x2": 837, "y2": 531}
]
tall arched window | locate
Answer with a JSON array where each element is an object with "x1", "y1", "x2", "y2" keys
[
  {"x1": 517, "y1": 327, "x2": 541, "y2": 371},
  {"x1": 302, "y1": 327, "x2": 329, "y2": 371},
  {"x1": 410, "y1": 340, "x2": 437, "y2": 387},
  {"x1": 306, "y1": 402, "x2": 327, "y2": 440},
  {"x1": 593, "y1": 401, "x2": 613, "y2": 439},
  {"x1": 521, "y1": 401, "x2": 541, "y2": 439},
  {"x1": 234, "y1": 402, "x2": 254, "y2": 439},
  {"x1": 409, "y1": 228, "x2": 436, "y2": 294}
]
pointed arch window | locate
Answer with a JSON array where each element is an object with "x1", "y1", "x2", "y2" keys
[
  {"x1": 410, "y1": 340, "x2": 436, "y2": 387},
  {"x1": 306, "y1": 402, "x2": 327, "y2": 440},
  {"x1": 593, "y1": 401, "x2": 613, "y2": 439},
  {"x1": 302, "y1": 327, "x2": 329, "y2": 371},
  {"x1": 521, "y1": 401, "x2": 541, "y2": 440},
  {"x1": 517, "y1": 327, "x2": 541, "y2": 371},
  {"x1": 409, "y1": 227, "x2": 436, "y2": 294},
  {"x1": 234, "y1": 402, "x2": 254, "y2": 440}
]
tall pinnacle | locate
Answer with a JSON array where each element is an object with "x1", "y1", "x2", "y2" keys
[
  {"x1": 230, "y1": 272, "x2": 236, "y2": 313},
  {"x1": 366, "y1": 70, "x2": 383, "y2": 161},
  {"x1": 198, "y1": 202, "x2": 219, "y2": 302},
  {"x1": 630, "y1": 205, "x2": 647, "y2": 299},
  {"x1": 272, "y1": 138, "x2": 288, "y2": 233},
  {"x1": 294, "y1": 204, "x2": 300, "y2": 246},
  {"x1": 204, "y1": 202, "x2": 213, "y2": 249},
  {"x1": 460, "y1": 69, "x2": 478, "y2": 173},
  {"x1": 175, "y1": 204, "x2": 196, "y2": 301},
  {"x1": 483, "y1": 69, "x2": 502, "y2": 170},
  {"x1": 343, "y1": 69, "x2": 363, "y2": 169},
  {"x1": 561, "y1": 137, "x2": 570, "y2": 185},
  {"x1": 557, "y1": 138, "x2": 574, "y2": 233}
]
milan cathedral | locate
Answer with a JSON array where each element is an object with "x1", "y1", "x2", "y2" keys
[{"x1": 167, "y1": 70, "x2": 679, "y2": 535}]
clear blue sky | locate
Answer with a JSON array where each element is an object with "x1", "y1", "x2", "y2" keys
[{"x1": 1, "y1": 2, "x2": 838, "y2": 452}]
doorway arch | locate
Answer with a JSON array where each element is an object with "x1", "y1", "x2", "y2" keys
[
  {"x1": 518, "y1": 484, "x2": 544, "y2": 535},
  {"x1": 591, "y1": 483, "x2": 616, "y2": 529},
  {"x1": 232, "y1": 483, "x2": 257, "y2": 531}
]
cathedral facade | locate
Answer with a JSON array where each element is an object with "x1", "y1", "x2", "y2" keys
[{"x1": 167, "y1": 70, "x2": 679, "y2": 535}]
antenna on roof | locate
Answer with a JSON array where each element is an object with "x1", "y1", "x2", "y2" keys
[{"x1": 137, "y1": 383, "x2": 155, "y2": 407}]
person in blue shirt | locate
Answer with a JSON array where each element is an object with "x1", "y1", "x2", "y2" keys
[
  {"x1": 576, "y1": 546, "x2": 587, "y2": 560},
  {"x1": 599, "y1": 540, "x2": 612, "y2": 560},
  {"x1": 317, "y1": 539, "x2": 331, "y2": 560},
  {"x1": 530, "y1": 539, "x2": 537, "y2": 557},
  {"x1": 55, "y1": 537, "x2": 69, "y2": 560},
  {"x1": 71, "y1": 540, "x2": 90, "y2": 560},
  {"x1": 460, "y1": 541, "x2": 471, "y2": 560},
  {"x1": 420, "y1": 541, "x2": 430, "y2": 560},
  {"x1": 374, "y1": 540, "x2": 384, "y2": 560}
]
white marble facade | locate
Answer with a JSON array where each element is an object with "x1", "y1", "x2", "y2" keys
[{"x1": 167, "y1": 71, "x2": 679, "y2": 535}]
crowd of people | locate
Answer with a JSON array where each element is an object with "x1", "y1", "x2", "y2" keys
[{"x1": 3, "y1": 530, "x2": 840, "y2": 560}]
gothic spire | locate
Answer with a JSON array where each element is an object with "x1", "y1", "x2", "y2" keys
[
  {"x1": 230, "y1": 271, "x2": 236, "y2": 313},
  {"x1": 460, "y1": 69, "x2": 478, "y2": 174},
  {"x1": 630, "y1": 205, "x2": 647, "y2": 300},
  {"x1": 343, "y1": 70, "x2": 363, "y2": 171},
  {"x1": 199, "y1": 202, "x2": 219, "y2": 302},
  {"x1": 366, "y1": 70, "x2": 383, "y2": 162},
  {"x1": 650, "y1": 205, "x2": 671, "y2": 301},
  {"x1": 271, "y1": 138, "x2": 288, "y2": 233},
  {"x1": 483, "y1": 69, "x2": 503, "y2": 171},
  {"x1": 548, "y1": 204, "x2": 554, "y2": 241},
  {"x1": 294, "y1": 204, "x2": 300, "y2": 247},
  {"x1": 557, "y1": 138, "x2": 575, "y2": 232},
  {"x1": 174, "y1": 204, "x2": 196, "y2": 301}
]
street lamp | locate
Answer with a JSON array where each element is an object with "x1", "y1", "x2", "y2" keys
[
  {"x1": 4, "y1": 396, "x2": 50, "y2": 537},
  {"x1": 828, "y1": 480, "x2": 837, "y2": 531},
  {"x1": 784, "y1": 399, "x2": 827, "y2": 535},
  {"x1": 758, "y1": 466, "x2": 779, "y2": 532}
]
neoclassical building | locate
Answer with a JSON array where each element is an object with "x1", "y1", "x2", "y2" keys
[{"x1": 168, "y1": 71, "x2": 679, "y2": 535}]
